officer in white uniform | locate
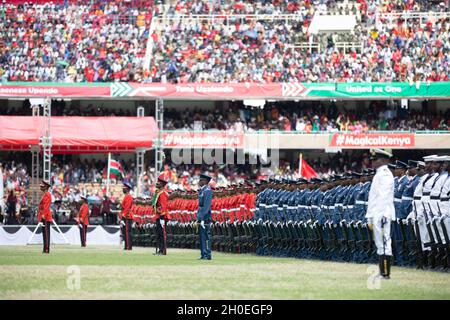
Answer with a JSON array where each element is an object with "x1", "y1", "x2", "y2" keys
[
  {"x1": 366, "y1": 149, "x2": 395, "y2": 279},
  {"x1": 417, "y1": 155, "x2": 442, "y2": 267},
  {"x1": 429, "y1": 156, "x2": 449, "y2": 245}
]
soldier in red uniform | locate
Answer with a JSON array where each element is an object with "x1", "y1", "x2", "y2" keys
[
  {"x1": 37, "y1": 180, "x2": 52, "y2": 254},
  {"x1": 78, "y1": 195, "x2": 89, "y2": 247},
  {"x1": 152, "y1": 176, "x2": 169, "y2": 255},
  {"x1": 120, "y1": 182, "x2": 134, "y2": 250}
]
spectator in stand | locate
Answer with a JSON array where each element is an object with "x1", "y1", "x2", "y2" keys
[
  {"x1": 163, "y1": 100, "x2": 450, "y2": 132},
  {"x1": 101, "y1": 195, "x2": 114, "y2": 224},
  {"x1": 6, "y1": 189, "x2": 17, "y2": 225}
]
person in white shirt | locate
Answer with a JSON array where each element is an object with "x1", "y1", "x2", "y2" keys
[{"x1": 366, "y1": 148, "x2": 395, "y2": 279}]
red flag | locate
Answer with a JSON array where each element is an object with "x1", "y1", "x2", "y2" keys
[{"x1": 299, "y1": 155, "x2": 318, "y2": 179}]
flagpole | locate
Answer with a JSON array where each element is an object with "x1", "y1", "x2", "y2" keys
[
  {"x1": 299, "y1": 153, "x2": 303, "y2": 178},
  {"x1": 106, "y1": 152, "x2": 111, "y2": 196}
]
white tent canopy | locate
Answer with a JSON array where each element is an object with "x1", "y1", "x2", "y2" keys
[{"x1": 308, "y1": 15, "x2": 357, "y2": 34}]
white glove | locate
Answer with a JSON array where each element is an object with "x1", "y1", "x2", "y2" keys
[
  {"x1": 159, "y1": 219, "x2": 165, "y2": 227},
  {"x1": 120, "y1": 220, "x2": 125, "y2": 227},
  {"x1": 78, "y1": 223, "x2": 83, "y2": 229},
  {"x1": 200, "y1": 220, "x2": 205, "y2": 229}
]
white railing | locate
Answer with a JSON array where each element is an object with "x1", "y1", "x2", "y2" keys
[
  {"x1": 289, "y1": 42, "x2": 362, "y2": 53},
  {"x1": 334, "y1": 41, "x2": 363, "y2": 52},
  {"x1": 378, "y1": 11, "x2": 450, "y2": 25},
  {"x1": 288, "y1": 43, "x2": 321, "y2": 53}
]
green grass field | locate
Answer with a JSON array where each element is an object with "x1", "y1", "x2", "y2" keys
[{"x1": 0, "y1": 245, "x2": 449, "y2": 300}]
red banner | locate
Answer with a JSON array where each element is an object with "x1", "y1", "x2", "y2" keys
[
  {"x1": 0, "y1": 84, "x2": 110, "y2": 97},
  {"x1": 162, "y1": 132, "x2": 244, "y2": 148},
  {"x1": 330, "y1": 133, "x2": 415, "y2": 148}
]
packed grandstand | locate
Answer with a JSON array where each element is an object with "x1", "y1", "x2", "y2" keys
[
  {"x1": 0, "y1": 0, "x2": 449, "y2": 227},
  {"x1": 0, "y1": 0, "x2": 448, "y2": 83}
]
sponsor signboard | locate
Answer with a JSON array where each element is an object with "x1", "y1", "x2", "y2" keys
[
  {"x1": 330, "y1": 133, "x2": 415, "y2": 148},
  {"x1": 162, "y1": 132, "x2": 244, "y2": 148},
  {"x1": 1, "y1": 82, "x2": 449, "y2": 99}
]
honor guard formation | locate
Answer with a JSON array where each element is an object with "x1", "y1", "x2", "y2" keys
[
  {"x1": 36, "y1": 150, "x2": 450, "y2": 277},
  {"x1": 131, "y1": 150, "x2": 450, "y2": 277}
]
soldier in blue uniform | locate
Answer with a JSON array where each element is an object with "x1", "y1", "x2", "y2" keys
[
  {"x1": 402, "y1": 160, "x2": 426, "y2": 266},
  {"x1": 197, "y1": 173, "x2": 213, "y2": 260},
  {"x1": 392, "y1": 160, "x2": 410, "y2": 265},
  {"x1": 402, "y1": 161, "x2": 424, "y2": 220},
  {"x1": 353, "y1": 169, "x2": 374, "y2": 262},
  {"x1": 394, "y1": 161, "x2": 409, "y2": 217}
]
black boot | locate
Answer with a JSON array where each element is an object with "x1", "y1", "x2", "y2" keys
[
  {"x1": 385, "y1": 255, "x2": 391, "y2": 279},
  {"x1": 378, "y1": 255, "x2": 385, "y2": 277},
  {"x1": 429, "y1": 250, "x2": 437, "y2": 269},
  {"x1": 378, "y1": 255, "x2": 391, "y2": 279}
]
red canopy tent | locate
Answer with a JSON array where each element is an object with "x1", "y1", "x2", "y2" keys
[{"x1": 0, "y1": 116, "x2": 158, "y2": 153}]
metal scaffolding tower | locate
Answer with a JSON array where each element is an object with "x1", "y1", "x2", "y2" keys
[
  {"x1": 154, "y1": 99, "x2": 164, "y2": 180},
  {"x1": 30, "y1": 145, "x2": 40, "y2": 207},
  {"x1": 40, "y1": 98, "x2": 52, "y2": 184},
  {"x1": 136, "y1": 106, "x2": 146, "y2": 196},
  {"x1": 29, "y1": 99, "x2": 51, "y2": 209},
  {"x1": 30, "y1": 104, "x2": 41, "y2": 207}
]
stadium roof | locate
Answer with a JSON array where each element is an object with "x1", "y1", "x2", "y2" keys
[
  {"x1": 0, "y1": 116, "x2": 157, "y2": 153},
  {"x1": 309, "y1": 15, "x2": 357, "y2": 34}
]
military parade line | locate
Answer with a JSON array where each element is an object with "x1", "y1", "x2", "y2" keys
[{"x1": 35, "y1": 150, "x2": 450, "y2": 277}]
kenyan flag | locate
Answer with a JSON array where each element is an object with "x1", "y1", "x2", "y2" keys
[{"x1": 109, "y1": 159, "x2": 123, "y2": 179}]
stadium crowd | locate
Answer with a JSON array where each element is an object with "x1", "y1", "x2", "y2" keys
[
  {"x1": 147, "y1": 0, "x2": 449, "y2": 83},
  {"x1": 2, "y1": 99, "x2": 448, "y2": 132},
  {"x1": 165, "y1": 101, "x2": 450, "y2": 132},
  {"x1": 0, "y1": 0, "x2": 152, "y2": 82},
  {"x1": 1, "y1": 0, "x2": 449, "y2": 83}
]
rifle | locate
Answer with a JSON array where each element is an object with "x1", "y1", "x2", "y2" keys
[
  {"x1": 435, "y1": 202, "x2": 450, "y2": 268},
  {"x1": 307, "y1": 206, "x2": 320, "y2": 252},
  {"x1": 426, "y1": 202, "x2": 444, "y2": 264},
  {"x1": 436, "y1": 202, "x2": 450, "y2": 243},
  {"x1": 411, "y1": 202, "x2": 424, "y2": 268},
  {"x1": 337, "y1": 205, "x2": 350, "y2": 257},
  {"x1": 325, "y1": 206, "x2": 339, "y2": 254},
  {"x1": 398, "y1": 218, "x2": 410, "y2": 263},
  {"x1": 422, "y1": 202, "x2": 438, "y2": 267}
]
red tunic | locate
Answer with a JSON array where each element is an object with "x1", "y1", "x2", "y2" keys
[
  {"x1": 120, "y1": 194, "x2": 134, "y2": 219},
  {"x1": 78, "y1": 203, "x2": 89, "y2": 226},
  {"x1": 38, "y1": 192, "x2": 53, "y2": 222},
  {"x1": 154, "y1": 189, "x2": 169, "y2": 220}
]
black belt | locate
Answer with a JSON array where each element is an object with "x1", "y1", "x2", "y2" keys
[
  {"x1": 441, "y1": 198, "x2": 449, "y2": 202},
  {"x1": 414, "y1": 196, "x2": 421, "y2": 200},
  {"x1": 423, "y1": 192, "x2": 430, "y2": 196},
  {"x1": 430, "y1": 196, "x2": 440, "y2": 200}
]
